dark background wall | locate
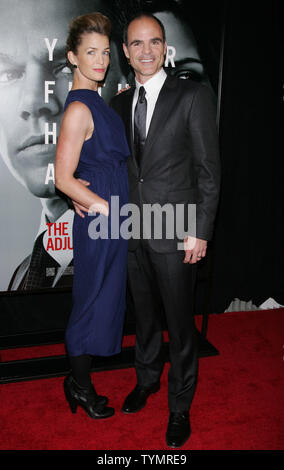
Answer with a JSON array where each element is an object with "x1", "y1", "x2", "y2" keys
[{"x1": 209, "y1": 0, "x2": 283, "y2": 313}]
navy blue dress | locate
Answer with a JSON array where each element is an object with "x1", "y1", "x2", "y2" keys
[{"x1": 64, "y1": 89, "x2": 129, "y2": 357}]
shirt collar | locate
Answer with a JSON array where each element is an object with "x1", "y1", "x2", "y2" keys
[{"x1": 135, "y1": 68, "x2": 167, "y2": 98}]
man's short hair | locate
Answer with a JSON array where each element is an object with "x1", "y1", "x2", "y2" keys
[{"x1": 123, "y1": 12, "x2": 166, "y2": 45}]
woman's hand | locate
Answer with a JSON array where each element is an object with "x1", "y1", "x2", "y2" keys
[
  {"x1": 72, "y1": 178, "x2": 109, "y2": 217},
  {"x1": 89, "y1": 200, "x2": 109, "y2": 217}
]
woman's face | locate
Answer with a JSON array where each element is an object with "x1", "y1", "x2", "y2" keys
[{"x1": 68, "y1": 32, "x2": 110, "y2": 88}]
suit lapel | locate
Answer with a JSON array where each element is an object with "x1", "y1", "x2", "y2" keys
[
  {"x1": 140, "y1": 75, "x2": 176, "y2": 173},
  {"x1": 121, "y1": 88, "x2": 139, "y2": 175},
  {"x1": 123, "y1": 88, "x2": 134, "y2": 153}
]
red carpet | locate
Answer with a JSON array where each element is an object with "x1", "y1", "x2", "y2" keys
[{"x1": 0, "y1": 308, "x2": 283, "y2": 450}]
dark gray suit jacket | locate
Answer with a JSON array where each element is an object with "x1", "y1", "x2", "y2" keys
[{"x1": 110, "y1": 74, "x2": 221, "y2": 252}]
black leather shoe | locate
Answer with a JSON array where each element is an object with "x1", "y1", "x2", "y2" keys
[
  {"x1": 64, "y1": 375, "x2": 114, "y2": 419},
  {"x1": 166, "y1": 412, "x2": 191, "y2": 448},
  {"x1": 122, "y1": 383, "x2": 160, "y2": 414}
]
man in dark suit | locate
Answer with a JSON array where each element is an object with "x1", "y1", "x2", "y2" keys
[{"x1": 110, "y1": 12, "x2": 220, "y2": 448}]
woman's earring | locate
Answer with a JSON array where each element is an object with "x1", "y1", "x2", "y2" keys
[{"x1": 73, "y1": 64, "x2": 77, "y2": 68}]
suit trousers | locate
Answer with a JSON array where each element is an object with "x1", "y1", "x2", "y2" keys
[{"x1": 127, "y1": 240, "x2": 199, "y2": 412}]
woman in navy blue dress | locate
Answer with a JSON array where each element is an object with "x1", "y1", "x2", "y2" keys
[{"x1": 55, "y1": 13, "x2": 129, "y2": 419}]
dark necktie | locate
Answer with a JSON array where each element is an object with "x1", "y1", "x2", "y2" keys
[{"x1": 134, "y1": 86, "x2": 147, "y2": 168}]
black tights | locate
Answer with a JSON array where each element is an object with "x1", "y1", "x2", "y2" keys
[{"x1": 69, "y1": 354, "x2": 93, "y2": 388}]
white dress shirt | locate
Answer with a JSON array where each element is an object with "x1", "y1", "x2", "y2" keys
[{"x1": 132, "y1": 68, "x2": 167, "y2": 137}]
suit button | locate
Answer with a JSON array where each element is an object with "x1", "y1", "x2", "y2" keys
[{"x1": 139, "y1": 178, "x2": 144, "y2": 183}]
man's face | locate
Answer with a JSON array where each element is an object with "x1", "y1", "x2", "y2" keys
[
  {"x1": 0, "y1": 0, "x2": 123, "y2": 199},
  {"x1": 123, "y1": 16, "x2": 167, "y2": 84}
]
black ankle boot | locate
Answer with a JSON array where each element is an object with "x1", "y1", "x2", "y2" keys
[
  {"x1": 67, "y1": 374, "x2": 109, "y2": 405},
  {"x1": 64, "y1": 374, "x2": 114, "y2": 419}
]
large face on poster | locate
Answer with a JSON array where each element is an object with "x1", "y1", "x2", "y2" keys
[{"x1": 0, "y1": 0, "x2": 219, "y2": 292}]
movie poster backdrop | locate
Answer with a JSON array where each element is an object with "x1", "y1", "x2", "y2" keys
[{"x1": 0, "y1": 0, "x2": 223, "y2": 292}]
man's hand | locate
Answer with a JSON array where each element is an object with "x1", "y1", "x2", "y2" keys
[
  {"x1": 116, "y1": 84, "x2": 131, "y2": 95},
  {"x1": 72, "y1": 178, "x2": 90, "y2": 218},
  {"x1": 183, "y1": 236, "x2": 207, "y2": 264}
]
